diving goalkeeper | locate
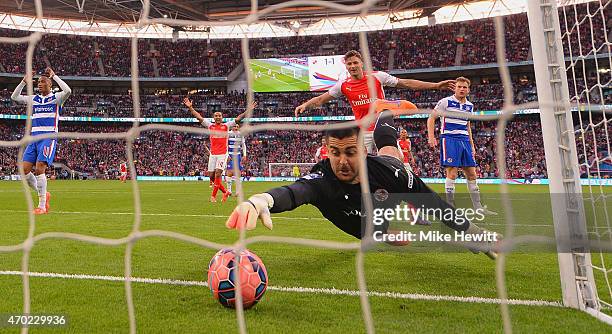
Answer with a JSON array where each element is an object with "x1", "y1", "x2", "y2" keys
[{"x1": 226, "y1": 109, "x2": 500, "y2": 259}]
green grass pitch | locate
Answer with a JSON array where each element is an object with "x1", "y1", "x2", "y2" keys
[
  {"x1": 0, "y1": 180, "x2": 610, "y2": 333},
  {"x1": 249, "y1": 60, "x2": 310, "y2": 92}
]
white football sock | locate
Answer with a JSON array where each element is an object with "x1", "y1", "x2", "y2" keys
[
  {"x1": 25, "y1": 172, "x2": 38, "y2": 191},
  {"x1": 227, "y1": 177, "x2": 233, "y2": 193},
  {"x1": 35, "y1": 174, "x2": 47, "y2": 209},
  {"x1": 445, "y1": 178, "x2": 456, "y2": 205},
  {"x1": 467, "y1": 179, "x2": 483, "y2": 209}
]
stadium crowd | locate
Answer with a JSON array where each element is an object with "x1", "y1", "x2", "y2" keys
[
  {"x1": 1, "y1": 114, "x2": 608, "y2": 180},
  {"x1": 0, "y1": 3, "x2": 607, "y2": 77}
]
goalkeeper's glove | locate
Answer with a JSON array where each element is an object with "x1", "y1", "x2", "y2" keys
[{"x1": 226, "y1": 193, "x2": 274, "y2": 230}]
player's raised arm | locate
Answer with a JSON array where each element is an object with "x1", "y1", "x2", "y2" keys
[
  {"x1": 234, "y1": 101, "x2": 257, "y2": 124},
  {"x1": 294, "y1": 92, "x2": 334, "y2": 117},
  {"x1": 396, "y1": 78, "x2": 456, "y2": 92},
  {"x1": 46, "y1": 67, "x2": 72, "y2": 104},
  {"x1": 10, "y1": 70, "x2": 35, "y2": 104},
  {"x1": 183, "y1": 97, "x2": 208, "y2": 125}
]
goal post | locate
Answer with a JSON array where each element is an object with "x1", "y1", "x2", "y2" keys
[
  {"x1": 527, "y1": 0, "x2": 607, "y2": 322},
  {"x1": 268, "y1": 162, "x2": 316, "y2": 178}
]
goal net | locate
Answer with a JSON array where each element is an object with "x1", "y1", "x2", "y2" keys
[
  {"x1": 544, "y1": 0, "x2": 611, "y2": 319},
  {"x1": 268, "y1": 162, "x2": 317, "y2": 178},
  {"x1": 0, "y1": 0, "x2": 611, "y2": 333},
  {"x1": 280, "y1": 65, "x2": 305, "y2": 79}
]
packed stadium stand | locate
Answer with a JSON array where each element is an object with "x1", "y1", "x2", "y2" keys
[
  {"x1": 0, "y1": 3, "x2": 608, "y2": 77},
  {"x1": 0, "y1": 2, "x2": 609, "y2": 180}
]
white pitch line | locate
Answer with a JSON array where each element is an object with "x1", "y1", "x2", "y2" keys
[
  {"x1": 0, "y1": 209, "x2": 557, "y2": 227},
  {"x1": 0, "y1": 270, "x2": 563, "y2": 308}
]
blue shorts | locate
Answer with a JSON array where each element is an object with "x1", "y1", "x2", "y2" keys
[
  {"x1": 227, "y1": 154, "x2": 242, "y2": 171},
  {"x1": 440, "y1": 136, "x2": 476, "y2": 167},
  {"x1": 23, "y1": 138, "x2": 57, "y2": 166}
]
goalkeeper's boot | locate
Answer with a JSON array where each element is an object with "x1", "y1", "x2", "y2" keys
[
  {"x1": 33, "y1": 207, "x2": 47, "y2": 215},
  {"x1": 480, "y1": 205, "x2": 498, "y2": 216},
  {"x1": 465, "y1": 224, "x2": 503, "y2": 260},
  {"x1": 222, "y1": 191, "x2": 231, "y2": 203},
  {"x1": 45, "y1": 192, "x2": 51, "y2": 213}
]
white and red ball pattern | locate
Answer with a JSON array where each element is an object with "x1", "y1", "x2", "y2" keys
[{"x1": 207, "y1": 248, "x2": 268, "y2": 309}]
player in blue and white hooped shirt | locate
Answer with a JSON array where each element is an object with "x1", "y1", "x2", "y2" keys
[
  {"x1": 226, "y1": 124, "x2": 247, "y2": 196},
  {"x1": 427, "y1": 77, "x2": 496, "y2": 215},
  {"x1": 11, "y1": 67, "x2": 71, "y2": 215}
]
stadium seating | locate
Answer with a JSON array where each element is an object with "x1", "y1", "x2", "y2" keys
[{"x1": 0, "y1": 3, "x2": 605, "y2": 77}]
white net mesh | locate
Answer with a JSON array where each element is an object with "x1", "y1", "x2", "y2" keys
[
  {"x1": 560, "y1": 0, "x2": 612, "y2": 311},
  {"x1": 0, "y1": 0, "x2": 610, "y2": 333}
]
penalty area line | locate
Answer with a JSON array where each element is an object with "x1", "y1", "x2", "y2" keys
[{"x1": 0, "y1": 270, "x2": 563, "y2": 308}]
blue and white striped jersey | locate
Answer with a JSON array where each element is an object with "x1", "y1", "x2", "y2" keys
[
  {"x1": 434, "y1": 95, "x2": 474, "y2": 138},
  {"x1": 11, "y1": 76, "x2": 72, "y2": 136},
  {"x1": 228, "y1": 131, "x2": 247, "y2": 157}
]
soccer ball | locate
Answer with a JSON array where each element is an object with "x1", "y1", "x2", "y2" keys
[{"x1": 207, "y1": 248, "x2": 268, "y2": 309}]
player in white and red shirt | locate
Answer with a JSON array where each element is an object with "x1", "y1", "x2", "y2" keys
[
  {"x1": 295, "y1": 50, "x2": 455, "y2": 153},
  {"x1": 314, "y1": 137, "x2": 328, "y2": 162},
  {"x1": 397, "y1": 128, "x2": 415, "y2": 172},
  {"x1": 184, "y1": 97, "x2": 254, "y2": 203},
  {"x1": 119, "y1": 162, "x2": 128, "y2": 183}
]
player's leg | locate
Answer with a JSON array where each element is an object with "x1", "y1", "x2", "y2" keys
[
  {"x1": 363, "y1": 131, "x2": 375, "y2": 154},
  {"x1": 461, "y1": 140, "x2": 497, "y2": 215},
  {"x1": 373, "y1": 111, "x2": 402, "y2": 159},
  {"x1": 464, "y1": 167, "x2": 497, "y2": 215},
  {"x1": 444, "y1": 166, "x2": 458, "y2": 206},
  {"x1": 22, "y1": 143, "x2": 38, "y2": 191},
  {"x1": 207, "y1": 155, "x2": 217, "y2": 190},
  {"x1": 440, "y1": 136, "x2": 460, "y2": 205},
  {"x1": 34, "y1": 161, "x2": 49, "y2": 212},
  {"x1": 213, "y1": 155, "x2": 230, "y2": 202},
  {"x1": 33, "y1": 139, "x2": 55, "y2": 213},
  {"x1": 226, "y1": 169, "x2": 234, "y2": 194},
  {"x1": 234, "y1": 155, "x2": 243, "y2": 197}
]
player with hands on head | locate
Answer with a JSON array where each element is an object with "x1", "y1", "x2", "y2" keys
[{"x1": 11, "y1": 67, "x2": 72, "y2": 214}]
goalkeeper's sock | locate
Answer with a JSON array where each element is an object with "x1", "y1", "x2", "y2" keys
[
  {"x1": 445, "y1": 178, "x2": 456, "y2": 205},
  {"x1": 25, "y1": 172, "x2": 38, "y2": 191},
  {"x1": 35, "y1": 174, "x2": 47, "y2": 209},
  {"x1": 467, "y1": 179, "x2": 482, "y2": 209}
]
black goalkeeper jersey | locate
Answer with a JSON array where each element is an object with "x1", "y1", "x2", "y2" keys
[{"x1": 266, "y1": 155, "x2": 433, "y2": 239}]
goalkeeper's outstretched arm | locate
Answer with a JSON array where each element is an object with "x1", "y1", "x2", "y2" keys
[{"x1": 225, "y1": 181, "x2": 318, "y2": 230}]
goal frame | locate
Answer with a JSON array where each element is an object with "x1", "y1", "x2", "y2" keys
[
  {"x1": 268, "y1": 162, "x2": 316, "y2": 178},
  {"x1": 527, "y1": 0, "x2": 610, "y2": 323}
]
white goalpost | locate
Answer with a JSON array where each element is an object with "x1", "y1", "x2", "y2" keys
[
  {"x1": 280, "y1": 65, "x2": 301, "y2": 79},
  {"x1": 528, "y1": 0, "x2": 611, "y2": 324}
]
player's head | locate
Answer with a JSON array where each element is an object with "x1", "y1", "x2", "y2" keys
[
  {"x1": 321, "y1": 137, "x2": 327, "y2": 146},
  {"x1": 325, "y1": 126, "x2": 361, "y2": 184},
  {"x1": 343, "y1": 50, "x2": 364, "y2": 79},
  {"x1": 400, "y1": 128, "x2": 407, "y2": 139},
  {"x1": 213, "y1": 111, "x2": 223, "y2": 124},
  {"x1": 232, "y1": 124, "x2": 239, "y2": 132},
  {"x1": 37, "y1": 75, "x2": 52, "y2": 95},
  {"x1": 454, "y1": 76, "x2": 471, "y2": 99}
]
